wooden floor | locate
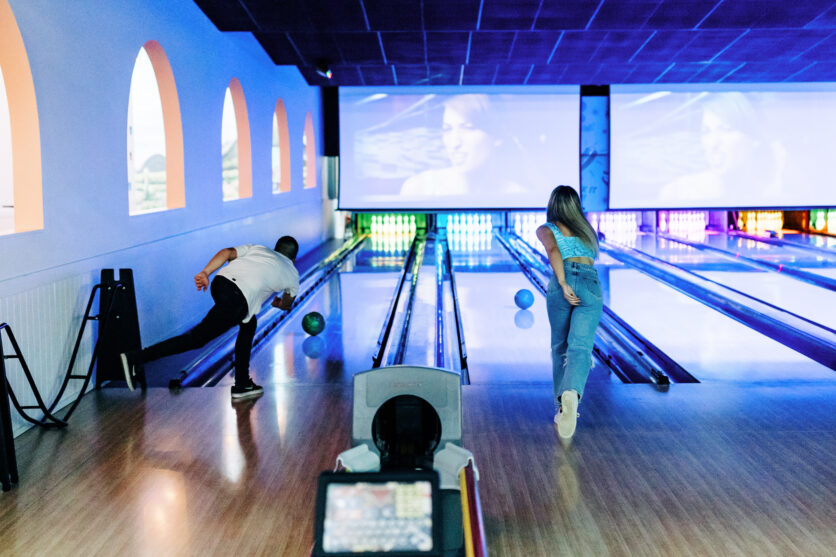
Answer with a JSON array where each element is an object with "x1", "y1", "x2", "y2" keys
[{"x1": 2, "y1": 379, "x2": 835, "y2": 556}]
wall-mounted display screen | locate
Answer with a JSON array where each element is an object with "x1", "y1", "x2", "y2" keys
[
  {"x1": 610, "y1": 84, "x2": 836, "y2": 209},
  {"x1": 339, "y1": 87, "x2": 579, "y2": 210}
]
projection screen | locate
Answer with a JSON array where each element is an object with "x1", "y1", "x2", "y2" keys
[
  {"x1": 610, "y1": 83, "x2": 836, "y2": 209},
  {"x1": 339, "y1": 86, "x2": 580, "y2": 210}
]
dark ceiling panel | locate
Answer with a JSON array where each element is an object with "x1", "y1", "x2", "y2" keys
[
  {"x1": 197, "y1": 0, "x2": 836, "y2": 85},
  {"x1": 805, "y1": 4, "x2": 836, "y2": 28},
  {"x1": 288, "y1": 33, "x2": 341, "y2": 65},
  {"x1": 714, "y1": 29, "x2": 832, "y2": 62},
  {"x1": 426, "y1": 32, "x2": 470, "y2": 64},
  {"x1": 479, "y1": 0, "x2": 541, "y2": 31},
  {"x1": 193, "y1": 0, "x2": 255, "y2": 31},
  {"x1": 795, "y1": 32, "x2": 836, "y2": 61},
  {"x1": 422, "y1": 0, "x2": 480, "y2": 30},
  {"x1": 380, "y1": 32, "x2": 426, "y2": 64},
  {"x1": 621, "y1": 63, "x2": 679, "y2": 83},
  {"x1": 254, "y1": 32, "x2": 304, "y2": 65},
  {"x1": 630, "y1": 30, "x2": 698, "y2": 62},
  {"x1": 468, "y1": 32, "x2": 517, "y2": 64},
  {"x1": 644, "y1": 1, "x2": 719, "y2": 29},
  {"x1": 428, "y1": 65, "x2": 464, "y2": 85},
  {"x1": 653, "y1": 62, "x2": 706, "y2": 83},
  {"x1": 673, "y1": 30, "x2": 746, "y2": 62},
  {"x1": 509, "y1": 31, "x2": 563, "y2": 64},
  {"x1": 360, "y1": 65, "x2": 395, "y2": 85},
  {"x1": 242, "y1": 0, "x2": 312, "y2": 31},
  {"x1": 462, "y1": 64, "x2": 500, "y2": 85},
  {"x1": 305, "y1": 0, "x2": 368, "y2": 32},
  {"x1": 589, "y1": 31, "x2": 656, "y2": 63},
  {"x1": 687, "y1": 61, "x2": 742, "y2": 82},
  {"x1": 587, "y1": 0, "x2": 662, "y2": 30},
  {"x1": 699, "y1": 0, "x2": 831, "y2": 29},
  {"x1": 363, "y1": 0, "x2": 422, "y2": 30},
  {"x1": 393, "y1": 65, "x2": 430, "y2": 85},
  {"x1": 525, "y1": 63, "x2": 568, "y2": 84},
  {"x1": 336, "y1": 33, "x2": 385, "y2": 65},
  {"x1": 591, "y1": 63, "x2": 639, "y2": 84},
  {"x1": 534, "y1": 0, "x2": 601, "y2": 30},
  {"x1": 786, "y1": 62, "x2": 836, "y2": 81},
  {"x1": 550, "y1": 31, "x2": 609, "y2": 64},
  {"x1": 495, "y1": 64, "x2": 536, "y2": 84}
]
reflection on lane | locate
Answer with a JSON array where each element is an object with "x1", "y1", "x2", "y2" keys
[
  {"x1": 226, "y1": 244, "x2": 407, "y2": 386},
  {"x1": 602, "y1": 266, "x2": 836, "y2": 383},
  {"x1": 620, "y1": 233, "x2": 836, "y2": 330}
]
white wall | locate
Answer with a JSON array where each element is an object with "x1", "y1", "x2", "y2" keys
[{"x1": 0, "y1": 0, "x2": 325, "y2": 435}]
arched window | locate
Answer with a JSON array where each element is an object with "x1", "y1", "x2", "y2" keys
[
  {"x1": 272, "y1": 98, "x2": 290, "y2": 193},
  {"x1": 0, "y1": 65, "x2": 12, "y2": 234},
  {"x1": 126, "y1": 40, "x2": 184, "y2": 215},
  {"x1": 303, "y1": 111, "x2": 316, "y2": 189},
  {"x1": 222, "y1": 78, "x2": 252, "y2": 201},
  {"x1": 0, "y1": 0, "x2": 43, "y2": 235}
]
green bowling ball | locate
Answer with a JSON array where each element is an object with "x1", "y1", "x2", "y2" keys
[{"x1": 302, "y1": 311, "x2": 325, "y2": 336}]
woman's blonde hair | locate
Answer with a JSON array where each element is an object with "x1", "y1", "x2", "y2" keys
[{"x1": 546, "y1": 185, "x2": 598, "y2": 259}]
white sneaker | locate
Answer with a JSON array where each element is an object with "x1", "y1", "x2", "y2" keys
[
  {"x1": 556, "y1": 390, "x2": 578, "y2": 439},
  {"x1": 120, "y1": 353, "x2": 134, "y2": 391}
]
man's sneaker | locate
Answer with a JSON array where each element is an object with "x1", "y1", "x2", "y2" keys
[
  {"x1": 556, "y1": 390, "x2": 579, "y2": 439},
  {"x1": 120, "y1": 353, "x2": 134, "y2": 391},
  {"x1": 231, "y1": 381, "x2": 263, "y2": 400}
]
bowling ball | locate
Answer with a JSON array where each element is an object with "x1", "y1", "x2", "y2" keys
[
  {"x1": 302, "y1": 311, "x2": 325, "y2": 336},
  {"x1": 514, "y1": 288, "x2": 534, "y2": 310}
]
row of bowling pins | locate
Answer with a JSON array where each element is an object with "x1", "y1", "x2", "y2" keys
[
  {"x1": 370, "y1": 214, "x2": 417, "y2": 235},
  {"x1": 811, "y1": 209, "x2": 836, "y2": 234},
  {"x1": 511, "y1": 212, "x2": 542, "y2": 238},
  {"x1": 739, "y1": 211, "x2": 783, "y2": 233},
  {"x1": 446, "y1": 213, "x2": 493, "y2": 234},
  {"x1": 660, "y1": 211, "x2": 708, "y2": 237},
  {"x1": 369, "y1": 234, "x2": 412, "y2": 254},
  {"x1": 447, "y1": 227, "x2": 494, "y2": 252},
  {"x1": 592, "y1": 211, "x2": 640, "y2": 238}
]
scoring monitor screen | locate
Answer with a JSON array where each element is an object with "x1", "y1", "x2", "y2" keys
[
  {"x1": 322, "y1": 480, "x2": 434, "y2": 554},
  {"x1": 610, "y1": 83, "x2": 836, "y2": 209},
  {"x1": 339, "y1": 87, "x2": 580, "y2": 210}
]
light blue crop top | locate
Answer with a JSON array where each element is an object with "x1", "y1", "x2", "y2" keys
[{"x1": 544, "y1": 222, "x2": 596, "y2": 260}]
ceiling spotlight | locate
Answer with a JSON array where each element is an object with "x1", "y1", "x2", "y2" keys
[{"x1": 316, "y1": 61, "x2": 333, "y2": 80}]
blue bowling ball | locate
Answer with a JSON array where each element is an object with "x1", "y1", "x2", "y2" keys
[{"x1": 514, "y1": 288, "x2": 534, "y2": 310}]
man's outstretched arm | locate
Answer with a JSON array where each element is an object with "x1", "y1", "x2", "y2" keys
[
  {"x1": 271, "y1": 291, "x2": 295, "y2": 310},
  {"x1": 194, "y1": 248, "x2": 237, "y2": 291}
]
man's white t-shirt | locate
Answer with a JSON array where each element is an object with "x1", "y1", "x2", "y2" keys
[{"x1": 216, "y1": 244, "x2": 299, "y2": 322}]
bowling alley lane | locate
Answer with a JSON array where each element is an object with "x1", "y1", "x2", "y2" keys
[
  {"x1": 447, "y1": 233, "x2": 616, "y2": 385},
  {"x1": 596, "y1": 262, "x2": 836, "y2": 383},
  {"x1": 218, "y1": 238, "x2": 409, "y2": 387},
  {"x1": 617, "y1": 232, "x2": 836, "y2": 330}
]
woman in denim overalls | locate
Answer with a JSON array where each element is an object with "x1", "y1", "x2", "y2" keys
[{"x1": 535, "y1": 186, "x2": 602, "y2": 439}]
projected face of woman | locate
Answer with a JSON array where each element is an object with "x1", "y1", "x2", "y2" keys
[
  {"x1": 700, "y1": 109, "x2": 754, "y2": 174},
  {"x1": 442, "y1": 106, "x2": 493, "y2": 173}
]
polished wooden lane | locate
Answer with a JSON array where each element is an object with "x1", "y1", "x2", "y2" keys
[
  {"x1": 463, "y1": 381, "x2": 836, "y2": 557},
  {"x1": 2, "y1": 379, "x2": 834, "y2": 556}
]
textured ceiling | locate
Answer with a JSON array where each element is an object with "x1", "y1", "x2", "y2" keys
[{"x1": 193, "y1": 0, "x2": 836, "y2": 85}]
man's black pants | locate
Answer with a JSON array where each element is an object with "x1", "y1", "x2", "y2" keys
[{"x1": 136, "y1": 276, "x2": 256, "y2": 386}]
